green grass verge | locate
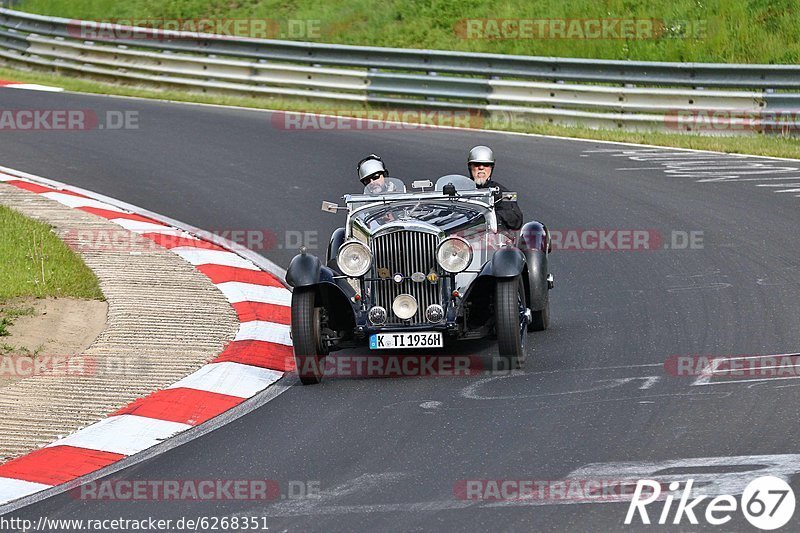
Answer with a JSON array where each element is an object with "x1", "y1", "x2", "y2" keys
[
  {"x1": 14, "y1": 0, "x2": 800, "y2": 64},
  {"x1": 1, "y1": 65, "x2": 799, "y2": 159},
  {"x1": 0, "y1": 205, "x2": 105, "y2": 301}
]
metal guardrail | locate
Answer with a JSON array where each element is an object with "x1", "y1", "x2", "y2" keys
[{"x1": 0, "y1": 7, "x2": 798, "y2": 135}]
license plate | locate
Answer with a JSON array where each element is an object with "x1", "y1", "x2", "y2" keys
[{"x1": 370, "y1": 332, "x2": 443, "y2": 350}]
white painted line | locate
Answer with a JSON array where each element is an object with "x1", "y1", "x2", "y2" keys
[
  {"x1": 168, "y1": 362, "x2": 283, "y2": 398},
  {"x1": 40, "y1": 192, "x2": 124, "y2": 211},
  {"x1": 709, "y1": 363, "x2": 800, "y2": 374},
  {"x1": 702, "y1": 353, "x2": 800, "y2": 361},
  {"x1": 171, "y1": 249, "x2": 261, "y2": 270},
  {"x1": 46, "y1": 415, "x2": 191, "y2": 456},
  {"x1": 613, "y1": 167, "x2": 667, "y2": 171},
  {"x1": 235, "y1": 321, "x2": 292, "y2": 346},
  {"x1": 0, "y1": 173, "x2": 16, "y2": 181},
  {"x1": 581, "y1": 147, "x2": 799, "y2": 163},
  {"x1": 637, "y1": 376, "x2": 660, "y2": 390},
  {"x1": 216, "y1": 281, "x2": 292, "y2": 305},
  {"x1": 697, "y1": 375, "x2": 800, "y2": 386},
  {"x1": 697, "y1": 176, "x2": 800, "y2": 183},
  {"x1": 108, "y1": 218, "x2": 170, "y2": 233},
  {"x1": 0, "y1": 478, "x2": 52, "y2": 505},
  {"x1": 3, "y1": 83, "x2": 63, "y2": 92}
]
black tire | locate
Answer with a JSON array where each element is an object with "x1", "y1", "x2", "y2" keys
[
  {"x1": 526, "y1": 250, "x2": 550, "y2": 332},
  {"x1": 529, "y1": 297, "x2": 550, "y2": 332},
  {"x1": 291, "y1": 288, "x2": 328, "y2": 385},
  {"x1": 495, "y1": 275, "x2": 526, "y2": 369}
]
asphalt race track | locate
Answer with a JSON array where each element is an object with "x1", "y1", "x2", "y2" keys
[{"x1": 2, "y1": 88, "x2": 800, "y2": 531}]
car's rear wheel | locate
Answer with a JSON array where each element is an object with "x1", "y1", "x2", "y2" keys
[
  {"x1": 526, "y1": 249, "x2": 550, "y2": 332},
  {"x1": 529, "y1": 299, "x2": 549, "y2": 331},
  {"x1": 291, "y1": 288, "x2": 328, "y2": 385},
  {"x1": 495, "y1": 275, "x2": 526, "y2": 369}
]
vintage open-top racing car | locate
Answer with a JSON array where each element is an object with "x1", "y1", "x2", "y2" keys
[{"x1": 285, "y1": 175, "x2": 553, "y2": 384}]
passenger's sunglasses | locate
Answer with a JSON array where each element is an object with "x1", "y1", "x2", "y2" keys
[{"x1": 360, "y1": 173, "x2": 384, "y2": 186}]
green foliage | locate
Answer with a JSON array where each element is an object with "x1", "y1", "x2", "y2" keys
[{"x1": 16, "y1": 0, "x2": 800, "y2": 63}]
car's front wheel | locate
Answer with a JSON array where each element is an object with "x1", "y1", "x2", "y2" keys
[
  {"x1": 291, "y1": 287, "x2": 329, "y2": 385},
  {"x1": 495, "y1": 275, "x2": 526, "y2": 369}
]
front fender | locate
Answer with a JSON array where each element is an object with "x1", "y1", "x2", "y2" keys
[
  {"x1": 459, "y1": 247, "x2": 526, "y2": 330},
  {"x1": 286, "y1": 253, "x2": 357, "y2": 331},
  {"x1": 487, "y1": 246, "x2": 526, "y2": 279},
  {"x1": 463, "y1": 247, "x2": 526, "y2": 304},
  {"x1": 286, "y1": 252, "x2": 326, "y2": 288}
]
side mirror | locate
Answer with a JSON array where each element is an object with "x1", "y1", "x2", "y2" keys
[{"x1": 321, "y1": 201, "x2": 340, "y2": 213}]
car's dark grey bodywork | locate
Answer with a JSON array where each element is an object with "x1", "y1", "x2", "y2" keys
[{"x1": 286, "y1": 175, "x2": 552, "y2": 352}]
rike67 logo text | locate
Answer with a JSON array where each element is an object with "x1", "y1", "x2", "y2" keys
[{"x1": 625, "y1": 476, "x2": 795, "y2": 530}]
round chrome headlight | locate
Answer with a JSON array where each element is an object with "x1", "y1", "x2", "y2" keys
[
  {"x1": 436, "y1": 236, "x2": 473, "y2": 273},
  {"x1": 338, "y1": 240, "x2": 372, "y2": 277},
  {"x1": 392, "y1": 294, "x2": 418, "y2": 320}
]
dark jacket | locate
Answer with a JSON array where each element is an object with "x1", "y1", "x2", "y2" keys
[{"x1": 477, "y1": 179, "x2": 523, "y2": 230}]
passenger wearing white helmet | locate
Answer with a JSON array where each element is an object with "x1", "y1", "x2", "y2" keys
[
  {"x1": 467, "y1": 145, "x2": 523, "y2": 230},
  {"x1": 357, "y1": 154, "x2": 398, "y2": 194}
]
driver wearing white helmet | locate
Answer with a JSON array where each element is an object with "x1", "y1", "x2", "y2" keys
[{"x1": 467, "y1": 145, "x2": 523, "y2": 231}]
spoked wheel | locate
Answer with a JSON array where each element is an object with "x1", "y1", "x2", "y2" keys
[
  {"x1": 495, "y1": 275, "x2": 527, "y2": 369},
  {"x1": 291, "y1": 288, "x2": 329, "y2": 385}
]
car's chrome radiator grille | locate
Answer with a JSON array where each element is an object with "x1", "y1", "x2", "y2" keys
[{"x1": 370, "y1": 231, "x2": 440, "y2": 324}]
